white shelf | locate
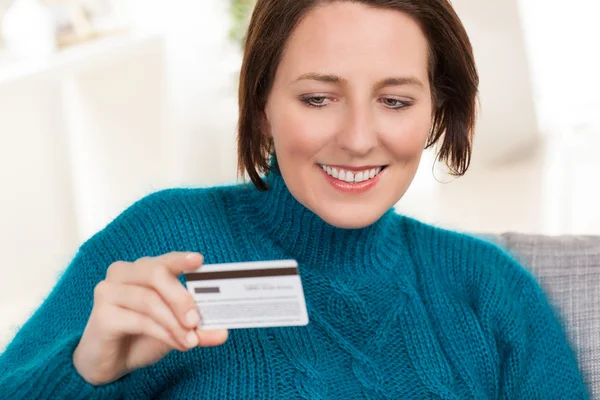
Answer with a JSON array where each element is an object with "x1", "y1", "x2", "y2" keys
[{"x1": 0, "y1": 31, "x2": 163, "y2": 86}]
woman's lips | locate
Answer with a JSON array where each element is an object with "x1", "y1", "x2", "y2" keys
[{"x1": 318, "y1": 164, "x2": 384, "y2": 194}]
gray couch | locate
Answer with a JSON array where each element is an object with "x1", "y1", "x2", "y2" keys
[{"x1": 493, "y1": 233, "x2": 599, "y2": 399}]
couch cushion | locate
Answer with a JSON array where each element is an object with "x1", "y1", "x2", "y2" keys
[{"x1": 493, "y1": 233, "x2": 600, "y2": 398}]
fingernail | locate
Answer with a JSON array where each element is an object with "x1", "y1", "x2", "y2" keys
[
  {"x1": 186, "y1": 331, "x2": 198, "y2": 347},
  {"x1": 218, "y1": 329, "x2": 229, "y2": 339},
  {"x1": 185, "y1": 309, "x2": 199, "y2": 326},
  {"x1": 186, "y1": 253, "x2": 202, "y2": 262}
]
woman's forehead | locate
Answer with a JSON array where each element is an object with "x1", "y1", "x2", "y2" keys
[{"x1": 276, "y1": 2, "x2": 430, "y2": 84}]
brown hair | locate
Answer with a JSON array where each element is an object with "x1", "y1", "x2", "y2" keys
[{"x1": 238, "y1": 0, "x2": 479, "y2": 191}]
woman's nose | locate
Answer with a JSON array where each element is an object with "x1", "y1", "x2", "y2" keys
[{"x1": 336, "y1": 103, "x2": 378, "y2": 157}]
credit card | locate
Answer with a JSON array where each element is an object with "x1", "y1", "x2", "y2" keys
[{"x1": 184, "y1": 260, "x2": 309, "y2": 330}]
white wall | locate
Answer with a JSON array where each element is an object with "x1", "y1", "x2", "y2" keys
[
  {"x1": 127, "y1": 0, "x2": 241, "y2": 186},
  {"x1": 62, "y1": 41, "x2": 168, "y2": 240},
  {"x1": 0, "y1": 33, "x2": 169, "y2": 345},
  {"x1": 518, "y1": 0, "x2": 600, "y2": 137},
  {"x1": 0, "y1": 79, "x2": 78, "y2": 323},
  {"x1": 450, "y1": 0, "x2": 540, "y2": 166}
]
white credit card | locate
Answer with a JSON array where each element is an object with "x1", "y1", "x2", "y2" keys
[{"x1": 184, "y1": 260, "x2": 309, "y2": 330}]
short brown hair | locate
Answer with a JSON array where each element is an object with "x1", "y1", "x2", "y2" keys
[{"x1": 238, "y1": 0, "x2": 479, "y2": 191}]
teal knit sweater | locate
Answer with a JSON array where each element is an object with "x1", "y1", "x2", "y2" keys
[{"x1": 0, "y1": 169, "x2": 589, "y2": 399}]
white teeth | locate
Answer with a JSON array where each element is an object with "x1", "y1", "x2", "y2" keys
[{"x1": 320, "y1": 164, "x2": 384, "y2": 183}]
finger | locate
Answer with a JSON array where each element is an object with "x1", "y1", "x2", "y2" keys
[
  {"x1": 105, "y1": 256, "x2": 201, "y2": 330},
  {"x1": 154, "y1": 252, "x2": 204, "y2": 275},
  {"x1": 96, "y1": 281, "x2": 196, "y2": 349},
  {"x1": 100, "y1": 303, "x2": 184, "y2": 352},
  {"x1": 120, "y1": 258, "x2": 201, "y2": 330},
  {"x1": 106, "y1": 252, "x2": 203, "y2": 282},
  {"x1": 197, "y1": 329, "x2": 229, "y2": 347},
  {"x1": 136, "y1": 257, "x2": 201, "y2": 330}
]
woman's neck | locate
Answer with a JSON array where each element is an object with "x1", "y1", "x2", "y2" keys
[{"x1": 240, "y1": 168, "x2": 409, "y2": 276}]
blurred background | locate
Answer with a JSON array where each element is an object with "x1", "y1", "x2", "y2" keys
[{"x1": 0, "y1": 0, "x2": 598, "y2": 348}]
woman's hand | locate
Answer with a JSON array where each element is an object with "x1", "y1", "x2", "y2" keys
[{"x1": 73, "y1": 252, "x2": 228, "y2": 386}]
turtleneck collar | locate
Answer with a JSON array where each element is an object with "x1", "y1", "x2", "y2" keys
[{"x1": 239, "y1": 167, "x2": 411, "y2": 277}]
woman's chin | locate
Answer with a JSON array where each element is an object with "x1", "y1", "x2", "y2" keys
[{"x1": 318, "y1": 207, "x2": 385, "y2": 230}]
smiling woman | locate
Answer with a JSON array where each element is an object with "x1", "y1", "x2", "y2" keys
[
  {"x1": 238, "y1": 0, "x2": 477, "y2": 229},
  {"x1": 0, "y1": 0, "x2": 590, "y2": 399}
]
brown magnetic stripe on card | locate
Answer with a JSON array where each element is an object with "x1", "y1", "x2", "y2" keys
[
  {"x1": 185, "y1": 267, "x2": 298, "y2": 281},
  {"x1": 194, "y1": 287, "x2": 221, "y2": 293}
]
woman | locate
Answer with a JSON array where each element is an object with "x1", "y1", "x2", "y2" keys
[{"x1": 0, "y1": 0, "x2": 589, "y2": 398}]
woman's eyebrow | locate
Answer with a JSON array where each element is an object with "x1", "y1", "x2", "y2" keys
[
  {"x1": 375, "y1": 77, "x2": 425, "y2": 90},
  {"x1": 292, "y1": 73, "x2": 425, "y2": 90},
  {"x1": 292, "y1": 73, "x2": 347, "y2": 85}
]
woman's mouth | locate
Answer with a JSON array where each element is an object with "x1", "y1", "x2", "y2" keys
[
  {"x1": 317, "y1": 164, "x2": 388, "y2": 193},
  {"x1": 318, "y1": 164, "x2": 385, "y2": 184}
]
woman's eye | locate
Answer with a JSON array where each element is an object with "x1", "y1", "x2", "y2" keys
[
  {"x1": 301, "y1": 96, "x2": 329, "y2": 108},
  {"x1": 381, "y1": 98, "x2": 409, "y2": 110}
]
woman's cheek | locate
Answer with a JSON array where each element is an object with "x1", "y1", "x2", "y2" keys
[
  {"x1": 277, "y1": 106, "x2": 338, "y2": 153},
  {"x1": 380, "y1": 114, "x2": 430, "y2": 158}
]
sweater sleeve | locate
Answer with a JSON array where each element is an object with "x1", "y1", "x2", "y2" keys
[
  {"x1": 491, "y1": 258, "x2": 590, "y2": 399},
  {"x1": 0, "y1": 242, "x2": 127, "y2": 399}
]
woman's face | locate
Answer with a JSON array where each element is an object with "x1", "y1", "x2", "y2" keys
[{"x1": 264, "y1": 2, "x2": 433, "y2": 229}]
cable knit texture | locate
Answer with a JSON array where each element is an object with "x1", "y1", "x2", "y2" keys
[{"x1": 0, "y1": 169, "x2": 590, "y2": 399}]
